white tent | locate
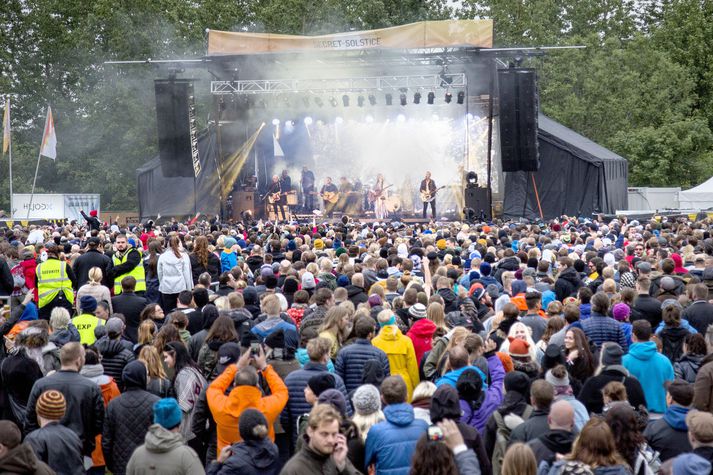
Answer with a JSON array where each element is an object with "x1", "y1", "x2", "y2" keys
[{"x1": 678, "y1": 176, "x2": 713, "y2": 209}]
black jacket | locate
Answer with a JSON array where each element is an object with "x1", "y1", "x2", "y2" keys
[
  {"x1": 0, "y1": 348, "x2": 43, "y2": 428},
  {"x1": 0, "y1": 257, "x2": 15, "y2": 296},
  {"x1": 206, "y1": 438, "x2": 281, "y2": 475},
  {"x1": 554, "y1": 268, "x2": 583, "y2": 302},
  {"x1": 631, "y1": 294, "x2": 663, "y2": 329},
  {"x1": 72, "y1": 249, "x2": 112, "y2": 288},
  {"x1": 111, "y1": 292, "x2": 149, "y2": 343},
  {"x1": 674, "y1": 353, "x2": 705, "y2": 383},
  {"x1": 577, "y1": 365, "x2": 647, "y2": 414},
  {"x1": 437, "y1": 288, "x2": 459, "y2": 313},
  {"x1": 644, "y1": 411, "x2": 692, "y2": 461},
  {"x1": 103, "y1": 388, "x2": 159, "y2": 474},
  {"x1": 25, "y1": 421, "x2": 84, "y2": 475},
  {"x1": 345, "y1": 285, "x2": 368, "y2": 306},
  {"x1": 94, "y1": 337, "x2": 135, "y2": 390},
  {"x1": 494, "y1": 256, "x2": 519, "y2": 285},
  {"x1": 527, "y1": 429, "x2": 575, "y2": 466},
  {"x1": 458, "y1": 421, "x2": 492, "y2": 475},
  {"x1": 509, "y1": 409, "x2": 550, "y2": 445},
  {"x1": 25, "y1": 370, "x2": 104, "y2": 456},
  {"x1": 483, "y1": 392, "x2": 532, "y2": 456},
  {"x1": 660, "y1": 326, "x2": 690, "y2": 363},
  {"x1": 683, "y1": 300, "x2": 713, "y2": 335},
  {"x1": 189, "y1": 252, "x2": 222, "y2": 284}
]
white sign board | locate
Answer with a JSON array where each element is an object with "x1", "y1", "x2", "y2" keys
[{"x1": 12, "y1": 194, "x2": 100, "y2": 221}]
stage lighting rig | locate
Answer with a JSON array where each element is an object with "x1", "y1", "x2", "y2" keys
[
  {"x1": 368, "y1": 95, "x2": 376, "y2": 106},
  {"x1": 342, "y1": 95, "x2": 350, "y2": 107},
  {"x1": 399, "y1": 88, "x2": 407, "y2": 106},
  {"x1": 358, "y1": 95, "x2": 365, "y2": 107},
  {"x1": 457, "y1": 91, "x2": 465, "y2": 104},
  {"x1": 385, "y1": 93, "x2": 393, "y2": 106},
  {"x1": 330, "y1": 97, "x2": 338, "y2": 107},
  {"x1": 413, "y1": 92, "x2": 421, "y2": 104},
  {"x1": 427, "y1": 92, "x2": 435, "y2": 105},
  {"x1": 445, "y1": 92, "x2": 452, "y2": 104}
]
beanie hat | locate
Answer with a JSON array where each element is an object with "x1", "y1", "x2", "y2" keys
[
  {"x1": 687, "y1": 410, "x2": 713, "y2": 444},
  {"x1": 436, "y1": 239, "x2": 447, "y2": 250},
  {"x1": 667, "y1": 379, "x2": 694, "y2": 406},
  {"x1": 153, "y1": 398, "x2": 182, "y2": 430},
  {"x1": 313, "y1": 239, "x2": 325, "y2": 250},
  {"x1": 238, "y1": 408, "x2": 268, "y2": 442},
  {"x1": 541, "y1": 344, "x2": 565, "y2": 371},
  {"x1": 660, "y1": 276, "x2": 676, "y2": 292},
  {"x1": 352, "y1": 384, "x2": 381, "y2": 416},
  {"x1": 283, "y1": 277, "x2": 299, "y2": 293},
  {"x1": 612, "y1": 303, "x2": 630, "y2": 322},
  {"x1": 223, "y1": 237, "x2": 237, "y2": 249},
  {"x1": 105, "y1": 317, "x2": 124, "y2": 338},
  {"x1": 368, "y1": 294, "x2": 382, "y2": 307},
  {"x1": 672, "y1": 454, "x2": 711, "y2": 475},
  {"x1": 479, "y1": 261, "x2": 492, "y2": 276},
  {"x1": 408, "y1": 303, "x2": 426, "y2": 320},
  {"x1": 36, "y1": 390, "x2": 66, "y2": 421},
  {"x1": 430, "y1": 385, "x2": 462, "y2": 423},
  {"x1": 545, "y1": 369, "x2": 570, "y2": 387},
  {"x1": 308, "y1": 373, "x2": 336, "y2": 397},
  {"x1": 264, "y1": 329, "x2": 285, "y2": 349},
  {"x1": 601, "y1": 343, "x2": 624, "y2": 366},
  {"x1": 504, "y1": 371, "x2": 530, "y2": 396},
  {"x1": 318, "y1": 389, "x2": 348, "y2": 417},
  {"x1": 337, "y1": 275, "x2": 350, "y2": 287},
  {"x1": 122, "y1": 360, "x2": 148, "y2": 390},
  {"x1": 216, "y1": 342, "x2": 242, "y2": 374},
  {"x1": 507, "y1": 337, "x2": 530, "y2": 357},
  {"x1": 79, "y1": 295, "x2": 98, "y2": 313},
  {"x1": 301, "y1": 272, "x2": 316, "y2": 289}
]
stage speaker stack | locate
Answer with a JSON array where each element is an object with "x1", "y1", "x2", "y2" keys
[
  {"x1": 155, "y1": 79, "x2": 196, "y2": 177},
  {"x1": 464, "y1": 187, "x2": 491, "y2": 221},
  {"x1": 232, "y1": 191, "x2": 255, "y2": 220},
  {"x1": 498, "y1": 68, "x2": 540, "y2": 172}
]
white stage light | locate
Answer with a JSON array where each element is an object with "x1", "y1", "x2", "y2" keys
[
  {"x1": 396, "y1": 114, "x2": 406, "y2": 123},
  {"x1": 304, "y1": 117, "x2": 313, "y2": 125},
  {"x1": 365, "y1": 115, "x2": 374, "y2": 123},
  {"x1": 272, "y1": 119, "x2": 280, "y2": 126}
]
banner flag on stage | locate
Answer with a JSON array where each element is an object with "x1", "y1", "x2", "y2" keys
[
  {"x1": 40, "y1": 106, "x2": 57, "y2": 160},
  {"x1": 273, "y1": 134, "x2": 284, "y2": 157},
  {"x1": 2, "y1": 97, "x2": 9, "y2": 154}
]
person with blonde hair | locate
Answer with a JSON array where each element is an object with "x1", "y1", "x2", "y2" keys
[
  {"x1": 48, "y1": 306, "x2": 80, "y2": 347},
  {"x1": 502, "y1": 443, "x2": 537, "y2": 475},
  {"x1": 500, "y1": 322, "x2": 539, "y2": 362},
  {"x1": 351, "y1": 384, "x2": 384, "y2": 442},
  {"x1": 138, "y1": 345, "x2": 172, "y2": 398},
  {"x1": 318, "y1": 305, "x2": 352, "y2": 358},
  {"x1": 411, "y1": 381, "x2": 437, "y2": 424},
  {"x1": 424, "y1": 326, "x2": 471, "y2": 381},
  {"x1": 76, "y1": 267, "x2": 112, "y2": 314},
  {"x1": 372, "y1": 310, "x2": 420, "y2": 401}
]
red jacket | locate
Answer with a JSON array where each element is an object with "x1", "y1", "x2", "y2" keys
[
  {"x1": 406, "y1": 319, "x2": 437, "y2": 365},
  {"x1": 19, "y1": 259, "x2": 38, "y2": 300}
]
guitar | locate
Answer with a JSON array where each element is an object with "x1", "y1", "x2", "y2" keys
[
  {"x1": 420, "y1": 185, "x2": 446, "y2": 203},
  {"x1": 267, "y1": 192, "x2": 282, "y2": 204},
  {"x1": 320, "y1": 191, "x2": 340, "y2": 204},
  {"x1": 368, "y1": 184, "x2": 394, "y2": 202}
]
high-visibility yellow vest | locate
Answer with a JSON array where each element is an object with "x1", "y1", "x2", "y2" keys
[
  {"x1": 71, "y1": 314, "x2": 103, "y2": 345},
  {"x1": 36, "y1": 259, "x2": 74, "y2": 308},
  {"x1": 112, "y1": 248, "x2": 146, "y2": 294}
]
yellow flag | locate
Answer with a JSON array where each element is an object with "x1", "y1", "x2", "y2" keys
[{"x1": 2, "y1": 97, "x2": 9, "y2": 154}]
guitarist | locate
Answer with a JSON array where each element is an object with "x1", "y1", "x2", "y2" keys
[
  {"x1": 267, "y1": 174, "x2": 287, "y2": 221},
  {"x1": 420, "y1": 171, "x2": 437, "y2": 220},
  {"x1": 320, "y1": 177, "x2": 339, "y2": 217},
  {"x1": 373, "y1": 173, "x2": 388, "y2": 220}
]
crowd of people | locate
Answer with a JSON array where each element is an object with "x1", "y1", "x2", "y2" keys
[{"x1": 1, "y1": 213, "x2": 713, "y2": 475}]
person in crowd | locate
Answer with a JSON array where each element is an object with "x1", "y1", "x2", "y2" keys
[
  {"x1": 411, "y1": 381, "x2": 436, "y2": 425},
  {"x1": 112, "y1": 275, "x2": 149, "y2": 343},
  {"x1": 693, "y1": 326, "x2": 713, "y2": 412},
  {"x1": 674, "y1": 333, "x2": 707, "y2": 383},
  {"x1": 502, "y1": 443, "x2": 537, "y2": 475},
  {"x1": 189, "y1": 236, "x2": 221, "y2": 285},
  {"x1": 406, "y1": 303, "x2": 436, "y2": 365},
  {"x1": 174, "y1": 290, "x2": 203, "y2": 335},
  {"x1": 554, "y1": 257, "x2": 582, "y2": 302},
  {"x1": 644, "y1": 379, "x2": 694, "y2": 461},
  {"x1": 24, "y1": 389, "x2": 84, "y2": 475},
  {"x1": 334, "y1": 316, "x2": 390, "y2": 394},
  {"x1": 687, "y1": 410, "x2": 713, "y2": 468},
  {"x1": 36, "y1": 242, "x2": 76, "y2": 320},
  {"x1": 604, "y1": 402, "x2": 655, "y2": 475},
  {"x1": 0, "y1": 420, "x2": 54, "y2": 474},
  {"x1": 94, "y1": 317, "x2": 135, "y2": 389},
  {"x1": 318, "y1": 305, "x2": 352, "y2": 358},
  {"x1": 251, "y1": 294, "x2": 297, "y2": 341},
  {"x1": 624, "y1": 320, "x2": 675, "y2": 414},
  {"x1": 372, "y1": 309, "x2": 420, "y2": 401},
  {"x1": 103, "y1": 360, "x2": 160, "y2": 475},
  {"x1": 207, "y1": 343, "x2": 288, "y2": 452},
  {"x1": 409, "y1": 418, "x2": 483, "y2": 475},
  {"x1": 682, "y1": 283, "x2": 713, "y2": 335},
  {"x1": 351, "y1": 384, "x2": 385, "y2": 442},
  {"x1": 126, "y1": 398, "x2": 205, "y2": 475},
  {"x1": 630, "y1": 277, "x2": 662, "y2": 329},
  {"x1": 658, "y1": 300, "x2": 693, "y2": 363},
  {"x1": 157, "y1": 235, "x2": 193, "y2": 313},
  {"x1": 25, "y1": 342, "x2": 104, "y2": 458},
  {"x1": 189, "y1": 304, "x2": 220, "y2": 360},
  {"x1": 76, "y1": 267, "x2": 112, "y2": 315},
  {"x1": 162, "y1": 341, "x2": 207, "y2": 442},
  {"x1": 197, "y1": 314, "x2": 239, "y2": 380},
  {"x1": 520, "y1": 291, "x2": 547, "y2": 342},
  {"x1": 526, "y1": 400, "x2": 574, "y2": 467},
  {"x1": 509, "y1": 380, "x2": 555, "y2": 445},
  {"x1": 13, "y1": 322, "x2": 60, "y2": 375},
  {"x1": 544, "y1": 365, "x2": 589, "y2": 431},
  {"x1": 364, "y1": 376, "x2": 428, "y2": 475},
  {"x1": 436, "y1": 345, "x2": 487, "y2": 390},
  {"x1": 563, "y1": 327, "x2": 595, "y2": 386},
  {"x1": 110, "y1": 234, "x2": 146, "y2": 297},
  {"x1": 139, "y1": 345, "x2": 173, "y2": 397},
  {"x1": 72, "y1": 295, "x2": 104, "y2": 345},
  {"x1": 580, "y1": 292, "x2": 628, "y2": 351},
  {"x1": 73, "y1": 237, "x2": 112, "y2": 288},
  {"x1": 48, "y1": 306, "x2": 80, "y2": 348}
]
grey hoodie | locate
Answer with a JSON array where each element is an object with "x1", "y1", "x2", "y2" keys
[{"x1": 126, "y1": 424, "x2": 205, "y2": 475}]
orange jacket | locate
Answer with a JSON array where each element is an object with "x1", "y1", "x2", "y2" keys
[
  {"x1": 92, "y1": 378, "x2": 120, "y2": 467},
  {"x1": 207, "y1": 364, "x2": 288, "y2": 452}
]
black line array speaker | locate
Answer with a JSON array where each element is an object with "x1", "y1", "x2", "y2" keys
[
  {"x1": 498, "y1": 68, "x2": 540, "y2": 172},
  {"x1": 155, "y1": 79, "x2": 195, "y2": 177}
]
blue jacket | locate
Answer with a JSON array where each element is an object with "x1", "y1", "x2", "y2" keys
[
  {"x1": 250, "y1": 318, "x2": 297, "y2": 340},
  {"x1": 364, "y1": 403, "x2": 428, "y2": 475},
  {"x1": 334, "y1": 339, "x2": 391, "y2": 394},
  {"x1": 655, "y1": 319, "x2": 698, "y2": 335},
  {"x1": 220, "y1": 250, "x2": 238, "y2": 273},
  {"x1": 623, "y1": 341, "x2": 674, "y2": 413},
  {"x1": 579, "y1": 303, "x2": 591, "y2": 320},
  {"x1": 295, "y1": 348, "x2": 334, "y2": 372},
  {"x1": 580, "y1": 312, "x2": 628, "y2": 352},
  {"x1": 280, "y1": 362, "x2": 350, "y2": 439},
  {"x1": 436, "y1": 365, "x2": 487, "y2": 391}
]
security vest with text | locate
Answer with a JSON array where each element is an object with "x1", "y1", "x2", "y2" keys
[
  {"x1": 112, "y1": 247, "x2": 146, "y2": 294},
  {"x1": 37, "y1": 259, "x2": 74, "y2": 308},
  {"x1": 72, "y1": 313, "x2": 103, "y2": 345}
]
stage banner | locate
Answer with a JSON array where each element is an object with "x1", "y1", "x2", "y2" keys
[
  {"x1": 12, "y1": 193, "x2": 99, "y2": 221},
  {"x1": 208, "y1": 20, "x2": 493, "y2": 56}
]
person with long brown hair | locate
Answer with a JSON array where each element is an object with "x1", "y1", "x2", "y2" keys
[
  {"x1": 143, "y1": 239, "x2": 163, "y2": 304},
  {"x1": 502, "y1": 443, "x2": 537, "y2": 475},
  {"x1": 605, "y1": 402, "x2": 653, "y2": 474},
  {"x1": 157, "y1": 235, "x2": 193, "y2": 313},
  {"x1": 196, "y1": 315, "x2": 239, "y2": 380},
  {"x1": 564, "y1": 327, "x2": 595, "y2": 385},
  {"x1": 138, "y1": 345, "x2": 172, "y2": 398},
  {"x1": 189, "y1": 235, "x2": 221, "y2": 284}
]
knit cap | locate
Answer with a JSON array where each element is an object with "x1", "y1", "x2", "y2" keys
[
  {"x1": 508, "y1": 337, "x2": 530, "y2": 357},
  {"x1": 352, "y1": 384, "x2": 381, "y2": 416},
  {"x1": 601, "y1": 343, "x2": 623, "y2": 366},
  {"x1": 504, "y1": 371, "x2": 530, "y2": 396},
  {"x1": 408, "y1": 303, "x2": 426, "y2": 320},
  {"x1": 301, "y1": 272, "x2": 316, "y2": 289},
  {"x1": 307, "y1": 373, "x2": 336, "y2": 397},
  {"x1": 238, "y1": 408, "x2": 268, "y2": 442},
  {"x1": 36, "y1": 390, "x2": 66, "y2": 421},
  {"x1": 545, "y1": 368, "x2": 570, "y2": 387},
  {"x1": 612, "y1": 303, "x2": 630, "y2": 322},
  {"x1": 153, "y1": 398, "x2": 182, "y2": 430},
  {"x1": 79, "y1": 295, "x2": 97, "y2": 313},
  {"x1": 318, "y1": 389, "x2": 348, "y2": 417}
]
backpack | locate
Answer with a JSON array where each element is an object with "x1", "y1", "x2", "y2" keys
[
  {"x1": 492, "y1": 405, "x2": 533, "y2": 475},
  {"x1": 633, "y1": 443, "x2": 661, "y2": 475}
]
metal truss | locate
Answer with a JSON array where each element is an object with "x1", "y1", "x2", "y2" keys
[{"x1": 210, "y1": 73, "x2": 467, "y2": 95}]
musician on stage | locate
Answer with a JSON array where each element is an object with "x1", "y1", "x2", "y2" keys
[
  {"x1": 320, "y1": 177, "x2": 339, "y2": 217},
  {"x1": 280, "y1": 169, "x2": 292, "y2": 191},
  {"x1": 267, "y1": 174, "x2": 287, "y2": 221},
  {"x1": 301, "y1": 166, "x2": 316, "y2": 212},
  {"x1": 420, "y1": 171, "x2": 437, "y2": 220},
  {"x1": 373, "y1": 173, "x2": 387, "y2": 220}
]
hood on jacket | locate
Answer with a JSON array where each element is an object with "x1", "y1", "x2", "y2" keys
[
  {"x1": 384, "y1": 403, "x2": 416, "y2": 426},
  {"x1": 498, "y1": 257, "x2": 520, "y2": 272},
  {"x1": 539, "y1": 429, "x2": 575, "y2": 455},
  {"x1": 409, "y1": 318, "x2": 437, "y2": 337},
  {"x1": 558, "y1": 267, "x2": 581, "y2": 285},
  {"x1": 230, "y1": 439, "x2": 279, "y2": 469},
  {"x1": 497, "y1": 391, "x2": 529, "y2": 416},
  {"x1": 95, "y1": 337, "x2": 127, "y2": 358},
  {"x1": 378, "y1": 324, "x2": 403, "y2": 341},
  {"x1": 144, "y1": 423, "x2": 185, "y2": 453},
  {"x1": 242, "y1": 287, "x2": 258, "y2": 305},
  {"x1": 123, "y1": 360, "x2": 148, "y2": 390},
  {"x1": 627, "y1": 341, "x2": 658, "y2": 361},
  {"x1": 345, "y1": 285, "x2": 365, "y2": 298},
  {"x1": 663, "y1": 404, "x2": 690, "y2": 431},
  {"x1": 0, "y1": 443, "x2": 45, "y2": 473}
]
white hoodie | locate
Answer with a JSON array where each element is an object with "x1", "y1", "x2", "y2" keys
[{"x1": 157, "y1": 249, "x2": 193, "y2": 294}]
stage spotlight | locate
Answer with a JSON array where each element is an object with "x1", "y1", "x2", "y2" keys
[
  {"x1": 272, "y1": 119, "x2": 280, "y2": 126},
  {"x1": 342, "y1": 95, "x2": 350, "y2": 107},
  {"x1": 445, "y1": 92, "x2": 452, "y2": 104},
  {"x1": 385, "y1": 93, "x2": 393, "y2": 106},
  {"x1": 466, "y1": 171, "x2": 478, "y2": 186},
  {"x1": 427, "y1": 92, "x2": 435, "y2": 105},
  {"x1": 399, "y1": 90, "x2": 407, "y2": 106},
  {"x1": 358, "y1": 96, "x2": 365, "y2": 107},
  {"x1": 397, "y1": 114, "x2": 406, "y2": 123},
  {"x1": 365, "y1": 115, "x2": 374, "y2": 123},
  {"x1": 466, "y1": 112, "x2": 474, "y2": 120},
  {"x1": 330, "y1": 97, "x2": 338, "y2": 107},
  {"x1": 304, "y1": 116, "x2": 313, "y2": 126},
  {"x1": 335, "y1": 117, "x2": 344, "y2": 124},
  {"x1": 413, "y1": 92, "x2": 421, "y2": 104},
  {"x1": 457, "y1": 91, "x2": 465, "y2": 104},
  {"x1": 315, "y1": 97, "x2": 324, "y2": 107},
  {"x1": 368, "y1": 95, "x2": 377, "y2": 106}
]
